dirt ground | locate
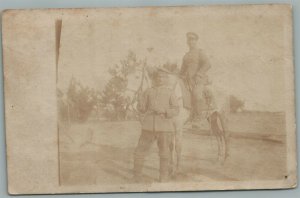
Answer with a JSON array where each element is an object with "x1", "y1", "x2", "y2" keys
[{"x1": 59, "y1": 112, "x2": 287, "y2": 186}]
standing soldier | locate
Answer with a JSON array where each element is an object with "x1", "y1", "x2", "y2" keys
[
  {"x1": 180, "y1": 32, "x2": 216, "y2": 119},
  {"x1": 133, "y1": 67, "x2": 179, "y2": 182}
]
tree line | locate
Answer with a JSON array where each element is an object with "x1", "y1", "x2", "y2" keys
[
  {"x1": 58, "y1": 51, "x2": 141, "y2": 123},
  {"x1": 58, "y1": 51, "x2": 245, "y2": 123}
]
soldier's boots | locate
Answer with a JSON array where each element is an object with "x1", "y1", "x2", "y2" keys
[{"x1": 134, "y1": 155, "x2": 173, "y2": 182}]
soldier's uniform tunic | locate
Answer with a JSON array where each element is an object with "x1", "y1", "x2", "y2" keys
[
  {"x1": 180, "y1": 48, "x2": 216, "y2": 116},
  {"x1": 133, "y1": 85, "x2": 179, "y2": 182}
]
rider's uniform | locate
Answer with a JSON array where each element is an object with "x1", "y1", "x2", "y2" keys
[{"x1": 180, "y1": 48, "x2": 216, "y2": 117}]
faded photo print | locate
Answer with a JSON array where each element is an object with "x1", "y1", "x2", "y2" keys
[{"x1": 56, "y1": 8, "x2": 291, "y2": 187}]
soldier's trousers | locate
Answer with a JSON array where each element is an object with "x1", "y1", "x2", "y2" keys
[{"x1": 133, "y1": 130, "x2": 173, "y2": 182}]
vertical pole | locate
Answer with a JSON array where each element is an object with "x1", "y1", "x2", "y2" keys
[{"x1": 55, "y1": 19, "x2": 62, "y2": 186}]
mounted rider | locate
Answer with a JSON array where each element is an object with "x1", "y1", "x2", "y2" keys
[{"x1": 180, "y1": 32, "x2": 216, "y2": 120}]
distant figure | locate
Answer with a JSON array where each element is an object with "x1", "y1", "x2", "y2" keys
[
  {"x1": 133, "y1": 67, "x2": 179, "y2": 182},
  {"x1": 180, "y1": 32, "x2": 216, "y2": 119}
]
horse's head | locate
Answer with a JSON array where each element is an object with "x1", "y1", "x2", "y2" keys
[
  {"x1": 122, "y1": 65, "x2": 152, "y2": 119},
  {"x1": 125, "y1": 65, "x2": 151, "y2": 110},
  {"x1": 127, "y1": 66, "x2": 150, "y2": 94}
]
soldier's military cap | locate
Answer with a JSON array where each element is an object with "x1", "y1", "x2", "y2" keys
[{"x1": 186, "y1": 32, "x2": 199, "y2": 40}]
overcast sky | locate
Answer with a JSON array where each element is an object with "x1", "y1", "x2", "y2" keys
[{"x1": 57, "y1": 7, "x2": 289, "y2": 112}]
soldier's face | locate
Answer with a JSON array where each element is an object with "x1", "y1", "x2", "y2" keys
[{"x1": 187, "y1": 38, "x2": 197, "y2": 48}]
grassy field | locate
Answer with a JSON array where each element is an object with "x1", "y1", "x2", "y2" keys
[{"x1": 59, "y1": 111, "x2": 287, "y2": 186}]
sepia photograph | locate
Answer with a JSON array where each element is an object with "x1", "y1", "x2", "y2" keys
[
  {"x1": 56, "y1": 6, "x2": 294, "y2": 186},
  {"x1": 2, "y1": 4, "x2": 296, "y2": 194}
]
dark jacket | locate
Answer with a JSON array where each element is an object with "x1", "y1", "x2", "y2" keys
[{"x1": 180, "y1": 48, "x2": 211, "y2": 88}]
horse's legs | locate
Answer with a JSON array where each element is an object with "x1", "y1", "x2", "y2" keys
[
  {"x1": 168, "y1": 136, "x2": 175, "y2": 175},
  {"x1": 209, "y1": 111, "x2": 226, "y2": 162},
  {"x1": 169, "y1": 120, "x2": 183, "y2": 175},
  {"x1": 173, "y1": 108, "x2": 190, "y2": 174},
  {"x1": 221, "y1": 135, "x2": 227, "y2": 161},
  {"x1": 213, "y1": 131, "x2": 222, "y2": 161},
  {"x1": 217, "y1": 136, "x2": 224, "y2": 162},
  {"x1": 175, "y1": 131, "x2": 182, "y2": 172},
  {"x1": 216, "y1": 112, "x2": 227, "y2": 161},
  {"x1": 168, "y1": 129, "x2": 182, "y2": 175}
]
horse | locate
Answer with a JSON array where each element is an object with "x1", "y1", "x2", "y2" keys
[{"x1": 126, "y1": 64, "x2": 229, "y2": 174}]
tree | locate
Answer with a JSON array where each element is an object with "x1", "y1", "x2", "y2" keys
[
  {"x1": 58, "y1": 77, "x2": 97, "y2": 123},
  {"x1": 100, "y1": 51, "x2": 142, "y2": 121}
]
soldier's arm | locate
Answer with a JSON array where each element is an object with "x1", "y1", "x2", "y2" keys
[{"x1": 166, "y1": 92, "x2": 180, "y2": 118}]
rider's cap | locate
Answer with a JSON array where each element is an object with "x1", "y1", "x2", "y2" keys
[{"x1": 186, "y1": 32, "x2": 199, "y2": 40}]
